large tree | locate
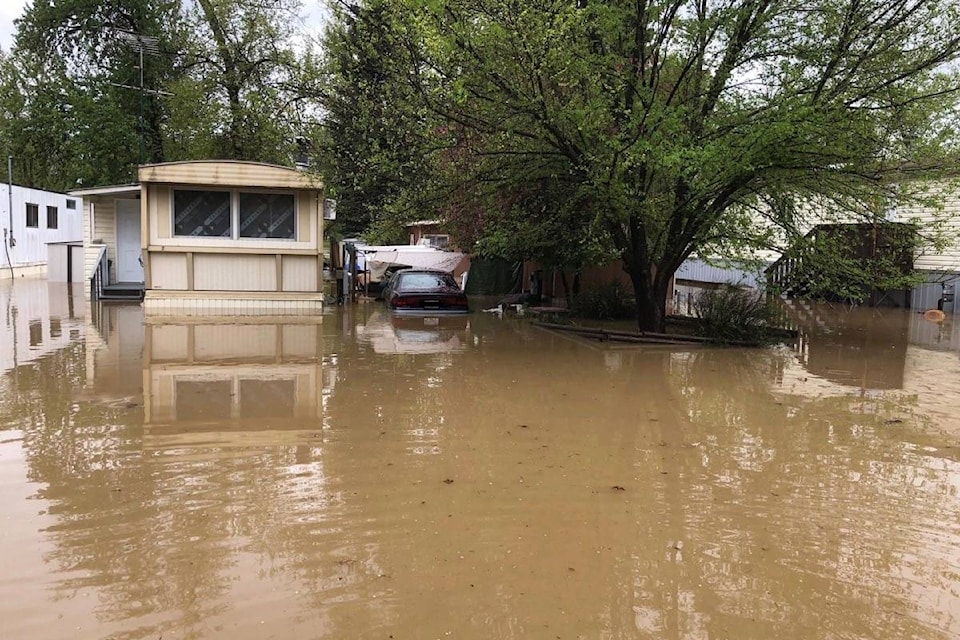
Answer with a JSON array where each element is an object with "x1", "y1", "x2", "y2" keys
[
  {"x1": 1, "y1": 0, "x2": 183, "y2": 189},
  {"x1": 170, "y1": 0, "x2": 315, "y2": 163},
  {"x1": 324, "y1": 0, "x2": 960, "y2": 330},
  {"x1": 318, "y1": 0, "x2": 437, "y2": 236},
  {"x1": 0, "y1": 0, "x2": 318, "y2": 190}
]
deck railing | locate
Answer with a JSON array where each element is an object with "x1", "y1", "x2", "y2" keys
[
  {"x1": 90, "y1": 245, "x2": 108, "y2": 301},
  {"x1": 766, "y1": 228, "x2": 819, "y2": 297}
]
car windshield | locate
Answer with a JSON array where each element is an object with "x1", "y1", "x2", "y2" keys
[{"x1": 398, "y1": 272, "x2": 459, "y2": 291}]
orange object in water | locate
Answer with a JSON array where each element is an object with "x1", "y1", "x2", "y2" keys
[{"x1": 923, "y1": 309, "x2": 946, "y2": 322}]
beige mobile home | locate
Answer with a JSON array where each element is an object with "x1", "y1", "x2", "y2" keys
[{"x1": 74, "y1": 160, "x2": 325, "y2": 314}]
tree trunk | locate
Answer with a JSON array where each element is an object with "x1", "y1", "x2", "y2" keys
[
  {"x1": 145, "y1": 99, "x2": 166, "y2": 163},
  {"x1": 626, "y1": 262, "x2": 668, "y2": 332},
  {"x1": 227, "y1": 84, "x2": 244, "y2": 158},
  {"x1": 559, "y1": 270, "x2": 574, "y2": 310},
  {"x1": 196, "y1": 0, "x2": 245, "y2": 159}
]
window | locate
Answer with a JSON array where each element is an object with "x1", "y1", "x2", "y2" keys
[
  {"x1": 174, "y1": 190, "x2": 231, "y2": 237},
  {"x1": 423, "y1": 234, "x2": 450, "y2": 249},
  {"x1": 173, "y1": 189, "x2": 297, "y2": 240},
  {"x1": 26, "y1": 203, "x2": 38, "y2": 228},
  {"x1": 398, "y1": 272, "x2": 459, "y2": 291},
  {"x1": 46, "y1": 206, "x2": 58, "y2": 229},
  {"x1": 65, "y1": 199, "x2": 77, "y2": 210},
  {"x1": 239, "y1": 192, "x2": 295, "y2": 239}
]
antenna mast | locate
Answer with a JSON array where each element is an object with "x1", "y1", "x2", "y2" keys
[{"x1": 109, "y1": 29, "x2": 172, "y2": 164}]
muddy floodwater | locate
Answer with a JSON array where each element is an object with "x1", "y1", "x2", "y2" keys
[{"x1": 2, "y1": 280, "x2": 960, "y2": 640}]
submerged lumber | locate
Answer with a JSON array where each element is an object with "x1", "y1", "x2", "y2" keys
[{"x1": 531, "y1": 321, "x2": 792, "y2": 347}]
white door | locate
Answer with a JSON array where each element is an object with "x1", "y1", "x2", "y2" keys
[{"x1": 115, "y1": 199, "x2": 143, "y2": 283}]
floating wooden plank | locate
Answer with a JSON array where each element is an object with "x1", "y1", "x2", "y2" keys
[{"x1": 531, "y1": 321, "x2": 794, "y2": 346}]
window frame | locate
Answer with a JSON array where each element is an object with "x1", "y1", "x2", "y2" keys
[
  {"x1": 46, "y1": 205, "x2": 58, "y2": 229},
  {"x1": 26, "y1": 203, "x2": 39, "y2": 228},
  {"x1": 237, "y1": 191, "x2": 297, "y2": 240},
  {"x1": 172, "y1": 188, "x2": 233, "y2": 238},
  {"x1": 65, "y1": 199, "x2": 77, "y2": 210},
  {"x1": 423, "y1": 233, "x2": 451, "y2": 249},
  {"x1": 171, "y1": 187, "x2": 298, "y2": 242}
]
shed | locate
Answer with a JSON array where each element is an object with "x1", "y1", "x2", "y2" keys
[{"x1": 46, "y1": 241, "x2": 84, "y2": 283}]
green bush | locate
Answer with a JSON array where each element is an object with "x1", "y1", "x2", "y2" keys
[
  {"x1": 573, "y1": 281, "x2": 636, "y2": 320},
  {"x1": 692, "y1": 286, "x2": 783, "y2": 345}
]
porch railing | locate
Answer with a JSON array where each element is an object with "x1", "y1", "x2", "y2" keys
[
  {"x1": 766, "y1": 227, "x2": 818, "y2": 297},
  {"x1": 90, "y1": 245, "x2": 108, "y2": 301}
]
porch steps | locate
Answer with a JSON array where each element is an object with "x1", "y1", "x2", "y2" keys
[{"x1": 100, "y1": 282, "x2": 144, "y2": 301}]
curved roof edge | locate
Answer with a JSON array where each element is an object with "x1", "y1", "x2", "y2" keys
[
  {"x1": 139, "y1": 159, "x2": 303, "y2": 172},
  {"x1": 138, "y1": 160, "x2": 322, "y2": 190}
]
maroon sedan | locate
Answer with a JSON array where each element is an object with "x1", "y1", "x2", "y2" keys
[{"x1": 382, "y1": 269, "x2": 470, "y2": 315}]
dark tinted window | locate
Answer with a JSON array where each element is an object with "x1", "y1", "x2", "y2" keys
[
  {"x1": 398, "y1": 272, "x2": 459, "y2": 291},
  {"x1": 174, "y1": 189, "x2": 231, "y2": 237},
  {"x1": 26, "y1": 203, "x2": 38, "y2": 228},
  {"x1": 239, "y1": 192, "x2": 295, "y2": 239}
]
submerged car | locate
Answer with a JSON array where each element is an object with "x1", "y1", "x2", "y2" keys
[{"x1": 382, "y1": 269, "x2": 469, "y2": 315}]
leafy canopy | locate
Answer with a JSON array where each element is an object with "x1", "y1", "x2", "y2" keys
[
  {"x1": 0, "y1": 0, "x2": 318, "y2": 189},
  {"x1": 323, "y1": 0, "x2": 960, "y2": 329}
]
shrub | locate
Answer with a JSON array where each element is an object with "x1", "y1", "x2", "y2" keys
[
  {"x1": 573, "y1": 281, "x2": 636, "y2": 320},
  {"x1": 692, "y1": 286, "x2": 783, "y2": 345}
]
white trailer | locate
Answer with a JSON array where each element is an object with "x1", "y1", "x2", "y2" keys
[{"x1": 1, "y1": 184, "x2": 83, "y2": 279}]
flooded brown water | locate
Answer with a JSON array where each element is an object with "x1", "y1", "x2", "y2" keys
[{"x1": 2, "y1": 279, "x2": 960, "y2": 639}]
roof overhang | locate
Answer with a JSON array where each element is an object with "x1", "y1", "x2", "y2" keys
[
  {"x1": 67, "y1": 184, "x2": 141, "y2": 197},
  {"x1": 138, "y1": 160, "x2": 320, "y2": 190}
]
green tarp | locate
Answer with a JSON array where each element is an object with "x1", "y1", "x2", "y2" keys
[{"x1": 464, "y1": 257, "x2": 523, "y2": 296}]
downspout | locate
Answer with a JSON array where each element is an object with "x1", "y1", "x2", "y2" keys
[
  {"x1": 4, "y1": 156, "x2": 14, "y2": 279},
  {"x1": 6, "y1": 156, "x2": 13, "y2": 246},
  {"x1": 2, "y1": 230, "x2": 12, "y2": 279}
]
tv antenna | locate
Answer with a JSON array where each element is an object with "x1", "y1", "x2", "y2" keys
[{"x1": 108, "y1": 29, "x2": 173, "y2": 163}]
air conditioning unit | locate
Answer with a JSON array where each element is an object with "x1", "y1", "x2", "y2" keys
[{"x1": 323, "y1": 199, "x2": 337, "y2": 220}]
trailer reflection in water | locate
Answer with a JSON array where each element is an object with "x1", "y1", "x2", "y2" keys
[{"x1": 143, "y1": 318, "x2": 329, "y2": 449}]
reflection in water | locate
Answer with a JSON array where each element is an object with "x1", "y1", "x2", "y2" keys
[
  {"x1": 792, "y1": 303, "x2": 910, "y2": 389},
  {"x1": 144, "y1": 319, "x2": 326, "y2": 448},
  {"x1": 0, "y1": 290, "x2": 959, "y2": 639},
  {"x1": 0, "y1": 278, "x2": 84, "y2": 375},
  {"x1": 355, "y1": 309, "x2": 470, "y2": 354},
  {"x1": 779, "y1": 305, "x2": 960, "y2": 441}
]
